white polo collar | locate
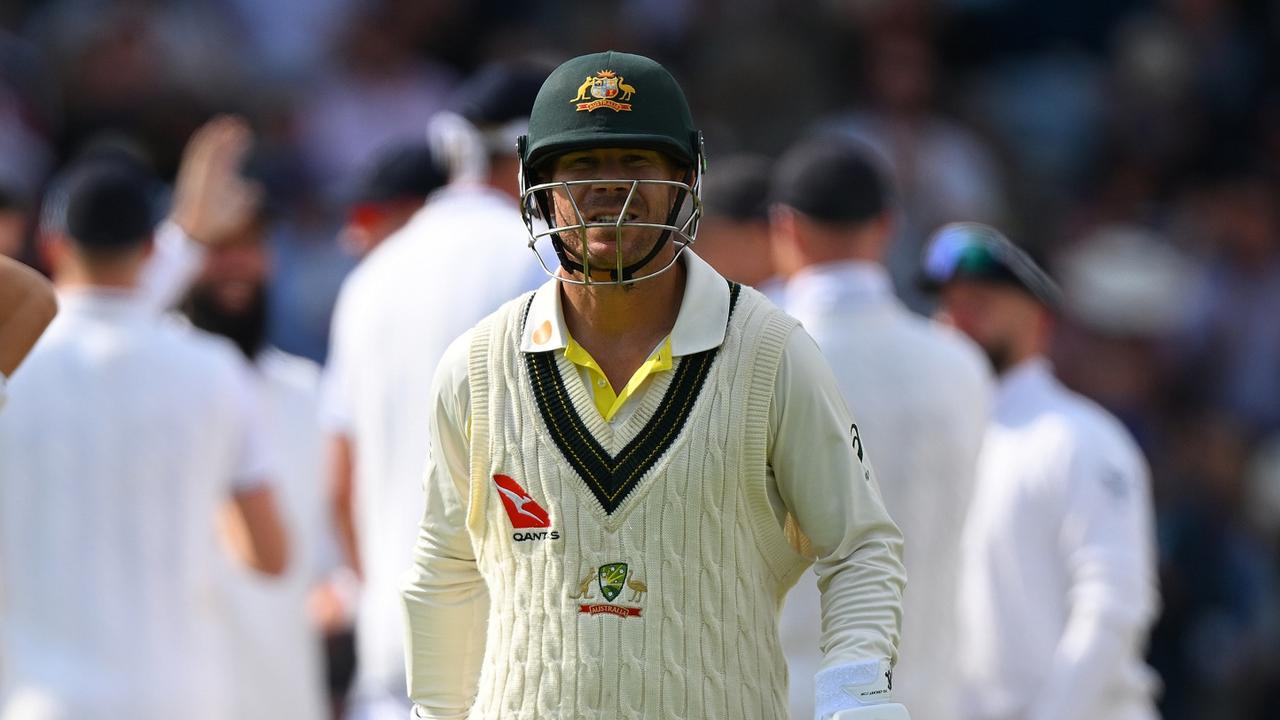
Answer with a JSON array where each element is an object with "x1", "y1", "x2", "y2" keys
[
  {"x1": 519, "y1": 250, "x2": 731, "y2": 356},
  {"x1": 55, "y1": 287, "x2": 149, "y2": 320},
  {"x1": 994, "y1": 355, "x2": 1057, "y2": 414},
  {"x1": 784, "y1": 260, "x2": 894, "y2": 317}
]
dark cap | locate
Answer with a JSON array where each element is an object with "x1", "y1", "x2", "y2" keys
[
  {"x1": 48, "y1": 160, "x2": 158, "y2": 249},
  {"x1": 920, "y1": 222, "x2": 1063, "y2": 309},
  {"x1": 770, "y1": 138, "x2": 889, "y2": 224},
  {"x1": 702, "y1": 154, "x2": 772, "y2": 222},
  {"x1": 451, "y1": 62, "x2": 549, "y2": 127},
  {"x1": 523, "y1": 51, "x2": 699, "y2": 169},
  {"x1": 352, "y1": 143, "x2": 446, "y2": 206}
]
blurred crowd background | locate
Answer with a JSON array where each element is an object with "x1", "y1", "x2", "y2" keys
[{"x1": 2, "y1": 0, "x2": 1279, "y2": 718}]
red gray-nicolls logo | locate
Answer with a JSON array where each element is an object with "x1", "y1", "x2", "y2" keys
[{"x1": 493, "y1": 474, "x2": 560, "y2": 542}]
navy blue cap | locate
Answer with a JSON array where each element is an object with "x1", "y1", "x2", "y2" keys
[
  {"x1": 770, "y1": 137, "x2": 889, "y2": 224},
  {"x1": 48, "y1": 160, "x2": 158, "y2": 249},
  {"x1": 353, "y1": 143, "x2": 447, "y2": 205},
  {"x1": 703, "y1": 154, "x2": 772, "y2": 222},
  {"x1": 450, "y1": 62, "x2": 550, "y2": 127}
]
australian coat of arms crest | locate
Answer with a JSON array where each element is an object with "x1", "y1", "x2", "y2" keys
[
  {"x1": 571, "y1": 561, "x2": 646, "y2": 617},
  {"x1": 571, "y1": 71, "x2": 635, "y2": 112}
]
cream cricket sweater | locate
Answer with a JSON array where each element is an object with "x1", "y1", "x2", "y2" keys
[{"x1": 462, "y1": 283, "x2": 809, "y2": 719}]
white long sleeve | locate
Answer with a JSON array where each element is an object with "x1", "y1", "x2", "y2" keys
[
  {"x1": 1028, "y1": 423, "x2": 1159, "y2": 720},
  {"x1": 400, "y1": 332, "x2": 488, "y2": 718}
]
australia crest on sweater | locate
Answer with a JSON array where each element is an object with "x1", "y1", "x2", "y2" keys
[{"x1": 570, "y1": 562, "x2": 646, "y2": 618}]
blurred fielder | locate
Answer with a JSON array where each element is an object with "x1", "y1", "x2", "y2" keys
[
  {"x1": 771, "y1": 139, "x2": 992, "y2": 720},
  {"x1": 0, "y1": 159, "x2": 287, "y2": 720},
  {"x1": 923, "y1": 222, "x2": 1161, "y2": 720}
]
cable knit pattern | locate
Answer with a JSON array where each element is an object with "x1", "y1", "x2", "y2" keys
[{"x1": 461, "y1": 286, "x2": 808, "y2": 719}]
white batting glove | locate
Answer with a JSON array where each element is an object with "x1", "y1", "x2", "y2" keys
[{"x1": 816, "y1": 658, "x2": 905, "y2": 720}]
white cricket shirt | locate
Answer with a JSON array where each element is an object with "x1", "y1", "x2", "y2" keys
[
  {"x1": 781, "y1": 260, "x2": 992, "y2": 720},
  {"x1": 217, "y1": 348, "x2": 331, "y2": 720},
  {"x1": 958, "y1": 358, "x2": 1161, "y2": 720},
  {"x1": 321, "y1": 183, "x2": 546, "y2": 701},
  {"x1": 0, "y1": 289, "x2": 270, "y2": 720}
]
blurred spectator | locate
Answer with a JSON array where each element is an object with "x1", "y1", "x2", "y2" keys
[
  {"x1": 296, "y1": 1, "x2": 457, "y2": 200},
  {"x1": 1177, "y1": 174, "x2": 1280, "y2": 435},
  {"x1": 694, "y1": 153, "x2": 779, "y2": 296},
  {"x1": 1149, "y1": 416, "x2": 1279, "y2": 720},
  {"x1": 339, "y1": 142, "x2": 446, "y2": 259},
  {"x1": 822, "y1": 27, "x2": 1010, "y2": 310}
]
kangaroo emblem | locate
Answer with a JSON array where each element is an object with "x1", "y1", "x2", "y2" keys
[
  {"x1": 494, "y1": 484, "x2": 543, "y2": 523},
  {"x1": 571, "y1": 75, "x2": 595, "y2": 103},
  {"x1": 568, "y1": 570, "x2": 594, "y2": 599}
]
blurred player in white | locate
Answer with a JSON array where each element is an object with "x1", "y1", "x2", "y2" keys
[
  {"x1": 321, "y1": 63, "x2": 549, "y2": 720},
  {"x1": 772, "y1": 139, "x2": 992, "y2": 720},
  {"x1": 0, "y1": 256, "x2": 57, "y2": 409},
  {"x1": 922, "y1": 222, "x2": 1161, "y2": 720},
  {"x1": 0, "y1": 159, "x2": 287, "y2": 720},
  {"x1": 143, "y1": 117, "x2": 333, "y2": 720}
]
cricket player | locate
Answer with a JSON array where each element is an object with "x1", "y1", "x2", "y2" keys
[
  {"x1": 772, "y1": 139, "x2": 992, "y2": 720},
  {"x1": 922, "y1": 222, "x2": 1161, "y2": 720},
  {"x1": 0, "y1": 159, "x2": 287, "y2": 720},
  {"x1": 0, "y1": 256, "x2": 57, "y2": 408},
  {"x1": 322, "y1": 63, "x2": 548, "y2": 720},
  {"x1": 401, "y1": 50, "x2": 909, "y2": 720}
]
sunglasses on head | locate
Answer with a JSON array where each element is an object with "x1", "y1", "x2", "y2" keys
[{"x1": 921, "y1": 222, "x2": 1063, "y2": 308}]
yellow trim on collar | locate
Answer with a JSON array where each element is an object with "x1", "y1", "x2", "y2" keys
[{"x1": 563, "y1": 334, "x2": 673, "y2": 421}]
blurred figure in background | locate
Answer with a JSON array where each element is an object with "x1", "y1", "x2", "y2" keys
[
  {"x1": 321, "y1": 62, "x2": 548, "y2": 720},
  {"x1": 923, "y1": 222, "x2": 1160, "y2": 720},
  {"x1": 693, "y1": 153, "x2": 782, "y2": 298},
  {"x1": 771, "y1": 139, "x2": 992, "y2": 720},
  {"x1": 338, "y1": 141, "x2": 446, "y2": 259},
  {"x1": 0, "y1": 255, "x2": 57, "y2": 407},
  {"x1": 173, "y1": 135, "x2": 334, "y2": 719},
  {"x1": 0, "y1": 160, "x2": 287, "y2": 720}
]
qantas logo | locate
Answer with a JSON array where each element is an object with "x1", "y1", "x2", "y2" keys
[{"x1": 493, "y1": 474, "x2": 553, "y2": 533}]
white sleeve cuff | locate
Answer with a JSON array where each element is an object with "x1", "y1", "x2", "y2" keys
[
  {"x1": 0, "y1": 370, "x2": 7, "y2": 411},
  {"x1": 815, "y1": 658, "x2": 895, "y2": 719}
]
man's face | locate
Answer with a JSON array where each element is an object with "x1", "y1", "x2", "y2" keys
[
  {"x1": 547, "y1": 147, "x2": 683, "y2": 275},
  {"x1": 186, "y1": 220, "x2": 270, "y2": 359},
  {"x1": 937, "y1": 281, "x2": 1041, "y2": 373},
  {"x1": 197, "y1": 221, "x2": 269, "y2": 314}
]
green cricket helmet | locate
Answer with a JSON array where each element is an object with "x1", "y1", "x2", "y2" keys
[{"x1": 518, "y1": 50, "x2": 705, "y2": 285}]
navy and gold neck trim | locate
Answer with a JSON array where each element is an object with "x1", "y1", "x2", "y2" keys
[{"x1": 523, "y1": 281, "x2": 741, "y2": 514}]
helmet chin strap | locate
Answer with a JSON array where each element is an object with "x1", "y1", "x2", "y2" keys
[{"x1": 544, "y1": 172, "x2": 691, "y2": 284}]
